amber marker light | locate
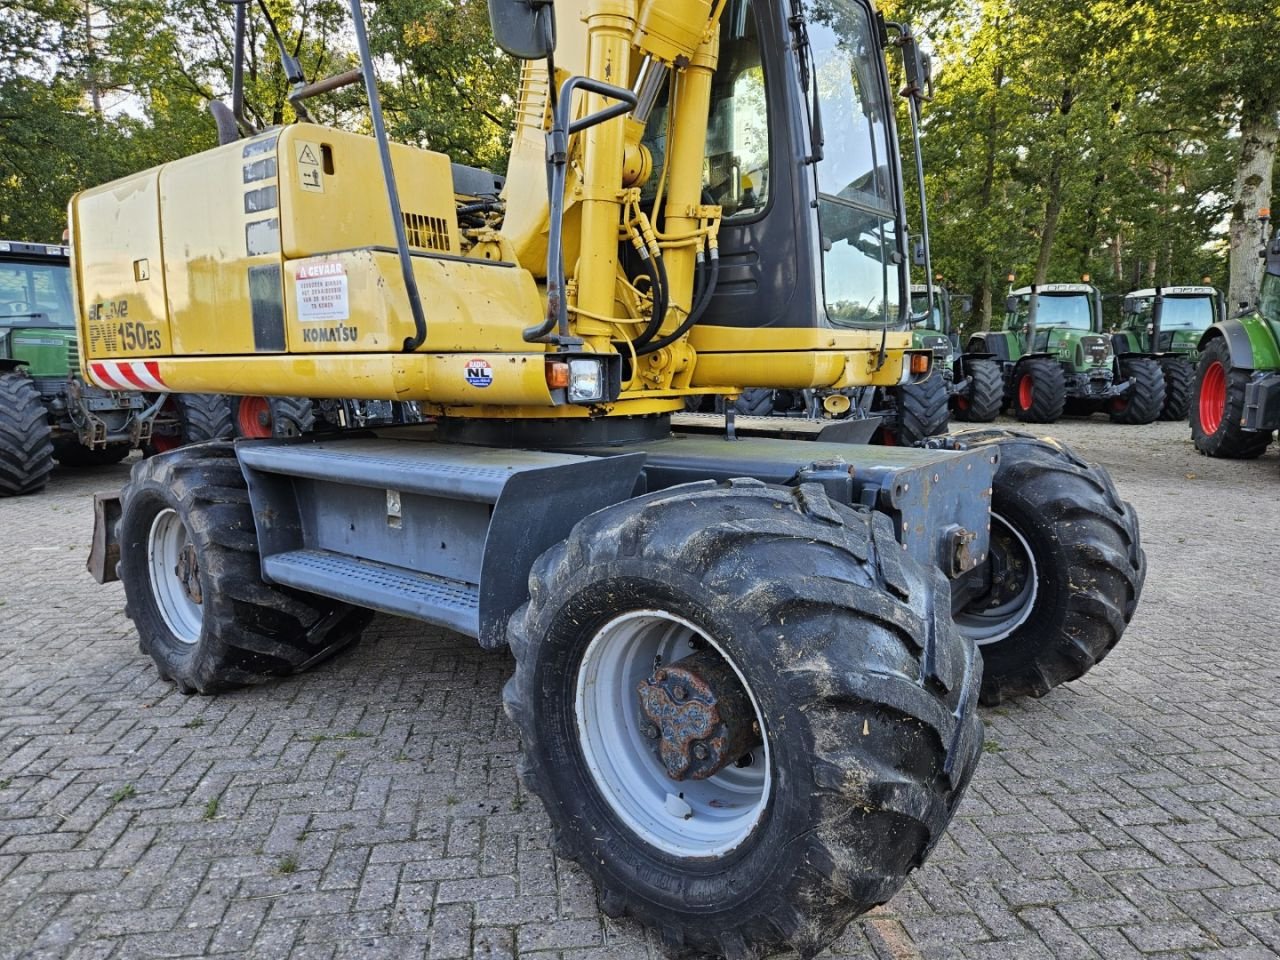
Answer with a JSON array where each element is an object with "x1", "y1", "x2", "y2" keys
[
  {"x1": 546, "y1": 361, "x2": 570, "y2": 389},
  {"x1": 910, "y1": 354, "x2": 931, "y2": 374}
]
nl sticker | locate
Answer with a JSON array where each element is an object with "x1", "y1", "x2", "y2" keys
[
  {"x1": 295, "y1": 263, "x2": 349, "y2": 322},
  {"x1": 464, "y1": 358, "x2": 494, "y2": 388}
]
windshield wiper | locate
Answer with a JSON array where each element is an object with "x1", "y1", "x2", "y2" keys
[{"x1": 788, "y1": 1, "x2": 824, "y2": 163}]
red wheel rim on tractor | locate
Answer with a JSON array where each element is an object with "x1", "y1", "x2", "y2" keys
[
  {"x1": 236, "y1": 396, "x2": 274, "y2": 438},
  {"x1": 1199, "y1": 361, "x2": 1227, "y2": 434},
  {"x1": 1018, "y1": 375, "x2": 1034, "y2": 411}
]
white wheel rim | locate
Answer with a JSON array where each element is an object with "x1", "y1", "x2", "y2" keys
[
  {"x1": 147, "y1": 508, "x2": 203, "y2": 645},
  {"x1": 574, "y1": 610, "x2": 771, "y2": 857},
  {"x1": 954, "y1": 512, "x2": 1038, "y2": 646}
]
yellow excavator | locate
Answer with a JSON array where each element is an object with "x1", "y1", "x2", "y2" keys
[{"x1": 73, "y1": 1, "x2": 1145, "y2": 955}]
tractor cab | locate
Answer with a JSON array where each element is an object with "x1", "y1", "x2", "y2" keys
[{"x1": 1119, "y1": 286, "x2": 1223, "y2": 358}]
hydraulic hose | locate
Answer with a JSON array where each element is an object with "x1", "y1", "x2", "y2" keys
[{"x1": 636, "y1": 247, "x2": 719, "y2": 356}]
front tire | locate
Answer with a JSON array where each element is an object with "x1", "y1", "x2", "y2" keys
[
  {"x1": 886, "y1": 372, "x2": 950, "y2": 444},
  {"x1": 951, "y1": 430, "x2": 1145, "y2": 705},
  {"x1": 0, "y1": 371, "x2": 54, "y2": 497},
  {"x1": 1190, "y1": 338, "x2": 1271, "y2": 458},
  {"x1": 119, "y1": 443, "x2": 371, "y2": 693},
  {"x1": 1109, "y1": 357, "x2": 1165, "y2": 425},
  {"x1": 952, "y1": 358, "x2": 1003, "y2": 423},
  {"x1": 1012, "y1": 358, "x2": 1065, "y2": 423},
  {"x1": 505, "y1": 481, "x2": 982, "y2": 959},
  {"x1": 1157, "y1": 357, "x2": 1192, "y2": 422}
]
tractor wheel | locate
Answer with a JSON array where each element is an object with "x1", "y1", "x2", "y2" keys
[
  {"x1": 118, "y1": 442, "x2": 371, "y2": 694},
  {"x1": 950, "y1": 430, "x2": 1145, "y2": 706},
  {"x1": 53, "y1": 442, "x2": 131, "y2": 467},
  {"x1": 952, "y1": 358, "x2": 1003, "y2": 423},
  {"x1": 147, "y1": 393, "x2": 233, "y2": 455},
  {"x1": 1190, "y1": 338, "x2": 1271, "y2": 458},
  {"x1": 1109, "y1": 357, "x2": 1165, "y2": 425},
  {"x1": 504, "y1": 480, "x2": 983, "y2": 960},
  {"x1": 886, "y1": 372, "x2": 950, "y2": 445},
  {"x1": 728, "y1": 388, "x2": 776, "y2": 417},
  {"x1": 1011, "y1": 358, "x2": 1065, "y2": 423},
  {"x1": 233, "y1": 396, "x2": 316, "y2": 439},
  {"x1": 0, "y1": 370, "x2": 54, "y2": 497},
  {"x1": 1157, "y1": 358, "x2": 1192, "y2": 422}
]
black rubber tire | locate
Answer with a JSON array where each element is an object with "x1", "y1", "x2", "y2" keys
[
  {"x1": 233, "y1": 396, "x2": 316, "y2": 438},
  {"x1": 0, "y1": 371, "x2": 54, "y2": 497},
  {"x1": 118, "y1": 442, "x2": 372, "y2": 694},
  {"x1": 730, "y1": 388, "x2": 776, "y2": 417},
  {"x1": 1012, "y1": 358, "x2": 1066, "y2": 423},
  {"x1": 950, "y1": 430, "x2": 1146, "y2": 706},
  {"x1": 952, "y1": 358, "x2": 1003, "y2": 423},
  {"x1": 146, "y1": 393, "x2": 234, "y2": 455},
  {"x1": 1190, "y1": 338, "x2": 1272, "y2": 458},
  {"x1": 886, "y1": 373, "x2": 950, "y2": 445},
  {"x1": 1157, "y1": 357, "x2": 1192, "y2": 422},
  {"x1": 1109, "y1": 357, "x2": 1165, "y2": 425},
  {"x1": 504, "y1": 480, "x2": 983, "y2": 960},
  {"x1": 53, "y1": 442, "x2": 131, "y2": 467}
]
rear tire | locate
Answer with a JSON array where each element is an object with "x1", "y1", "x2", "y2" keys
[
  {"x1": 728, "y1": 388, "x2": 776, "y2": 417},
  {"x1": 233, "y1": 396, "x2": 316, "y2": 438},
  {"x1": 1190, "y1": 338, "x2": 1271, "y2": 458},
  {"x1": 952, "y1": 358, "x2": 1003, "y2": 423},
  {"x1": 1109, "y1": 357, "x2": 1165, "y2": 425},
  {"x1": 147, "y1": 393, "x2": 233, "y2": 454},
  {"x1": 118, "y1": 442, "x2": 371, "y2": 693},
  {"x1": 505, "y1": 481, "x2": 982, "y2": 959},
  {"x1": 950, "y1": 430, "x2": 1145, "y2": 705},
  {"x1": 1012, "y1": 358, "x2": 1065, "y2": 423},
  {"x1": 886, "y1": 372, "x2": 950, "y2": 445},
  {"x1": 1157, "y1": 358, "x2": 1192, "y2": 422},
  {"x1": 0, "y1": 371, "x2": 54, "y2": 496}
]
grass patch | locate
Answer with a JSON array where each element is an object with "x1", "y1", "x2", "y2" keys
[
  {"x1": 110, "y1": 784, "x2": 137, "y2": 805},
  {"x1": 982, "y1": 740, "x2": 1003, "y2": 755},
  {"x1": 182, "y1": 718, "x2": 205, "y2": 729},
  {"x1": 203, "y1": 797, "x2": 219, "y2": 820},
  {"x1": 0, "y1": 777, "x2": 12, "y2": 789},
  {"x1": 276, "y1": 854, "x2": 299, "y2": 875}
]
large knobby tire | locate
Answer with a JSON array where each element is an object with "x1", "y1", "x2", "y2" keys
[
  {"x1": 1109, "y1": 357, "x2": 1165, "y2": 425},
  {"x1": 952, "y1": 358, "x2": 1004, "y2": 423},
  {"x1": 950, "y1": 430, "x2": 1145, "y2": 706},
  {"x1": 118, "y1": 442, "x2": 371, "y2": 693},
  {"x1": 1190, "y1": 338, "x2": 1272, "y2": 458},
  {"x1": 0, "y1": 371, "x2": 54, "y2": 497},
  {"x1": 1157, "y1": 357, "x2": 1192, "y2": 422},
  {"x1": 233, "y1": 396, "x2": 316, "y2": 438},
  {"x1": 887, "y1": 372, "x2": 950, "y2": 445},
  {"x1": 727, "y1": 388, "x2": 776, "y2": 417},
  {"x1": 1012, "y1": 358, "x2": 1065, "y2": 423},
  {"x1": 504, "y1": 480, "x2": 983, "y2": 959},
  {"x1": 53, "y1": 441, "x2": 132, "y2": 467},
  {"x1": 147, "y1": 393, "x2": 234, "y2": 455}
]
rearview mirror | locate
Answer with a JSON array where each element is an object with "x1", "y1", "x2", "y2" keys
[
  {"x1": 912, "y1": 239, "x2": 926, "y2": 267},
  {"x1": 1121, "y1": 299, "x2": 1139, "y2": 316},
  {"x1": 959, "y1": 296, "x2": 973, "y2": 313},
  {"x1": 488, "y1": 0, "x2": 556, "y2": 60},
  {"x1": 1005, "y1": 296, "x2": 1018, "y2": 313}
]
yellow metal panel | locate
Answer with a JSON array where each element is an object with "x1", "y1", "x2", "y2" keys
[
  {"x1": 158, "y1": 134, "x2": 283, "y2": 355},
  {"x1": 692, "y1": 350, "x2": 909, "y2": 389},
  {"x1": 689, "y1": 325, "x2": 913, "y2": 354},
  {"x1": 277, "y1": 124, "x2": 461, "y2": 260},
  {"x1": 70, "y1": 169, "x2": 172, "y2": 360},
  {"x1": 281, "y1": 249, "x2": 547, "y2": 355}
]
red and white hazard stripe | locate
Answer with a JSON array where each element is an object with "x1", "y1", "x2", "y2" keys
[{"x1": 88, "y1": 360, "x2": 169, "y2": 392}]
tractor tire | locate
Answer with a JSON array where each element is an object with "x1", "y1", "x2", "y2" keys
[
  {"x1": 730, "y1": 388, "x2": 776, "y2": 417},
  {"x1": 504, "y1": 480, "x2": 983, "y2": 960},
  {"x1": 0, "y1": 371, "x2": 54, "y2": 497},
  {"x1": 233, "y1": 396, "x2": 316, "y2": 438},
  {"x1": 950, "y1": 430, "x2": 1145, "y2": 706},
  {"x1": 1190, "y1": 338, "x2": 1271, "y2": 458},
  {"x1": 952, "y1": 358, "x2": 1003, "y2": 423},
  {"x1": 1109, "y1": 357, "x2": 1165, "y2": 425},
  {"x1": 886, "y1": 372, "x2": 950, "y2": 445},
  {"x1": 118, "y1": 442, "x2": 372, "y2": 694},
  {"x1": 1011, "y1": 358, "x2": 1065, "y2": 423},
  {"x1": 1157, "y1": 357, "x2": 1192, "y2": 422},
  {"x1": 53, "y1": 442, "x2": 131, "y2": 467},
  {"x1": 147, "y1": 393, "x2": 233, "y2": 455}
]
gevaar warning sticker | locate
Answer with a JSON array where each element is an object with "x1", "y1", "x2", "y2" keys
[
  {"x1": 296, "y1": 262, "x2": 348, "y2": 322},
  {"x1": 464, "y1": 358, "x2": 493, "y2": 387}
]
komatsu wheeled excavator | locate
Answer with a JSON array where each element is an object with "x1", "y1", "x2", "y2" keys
[{"x1": 72, "y1": 1, "x2": 1145, "y2": 955}]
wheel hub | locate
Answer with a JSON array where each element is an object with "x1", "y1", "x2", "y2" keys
[
  {"x1": 636, "y1": 650, "x2": 760, "y2": 781},
  {"x1": 176, "y1": 543, "x2": 202, "y2": 604}
]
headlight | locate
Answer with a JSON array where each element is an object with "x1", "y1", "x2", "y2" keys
[{"x1": 568, "y1": 359, "x2": 604, "y2": 402}]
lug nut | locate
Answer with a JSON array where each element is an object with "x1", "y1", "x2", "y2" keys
[
  {"x1": 692, "y1": 743, "x2": 709, "y2": 760},
  {"x1": 642, "y1": 723, "x2": 660, "y2": 740},
  {"x1": 671, "y1": 684, "x2": 687, "y2": 702}
]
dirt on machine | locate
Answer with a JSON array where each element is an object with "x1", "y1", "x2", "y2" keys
[{"x1": 70, "y1": 0, "x2": 1146, "y2": 956}]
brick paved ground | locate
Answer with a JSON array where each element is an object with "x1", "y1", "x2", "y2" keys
[{"x1": 1, "y1": 418, "x2": 1278, "y2": 960}]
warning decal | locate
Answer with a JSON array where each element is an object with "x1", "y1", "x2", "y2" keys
[
  {"x1": 464, "y1": 358, "x2": 493, "y2": 388},
  {"x1": 295, "y1": 140, "x2": 324, "y2": 193},
  {"x1": 296, "y1": 262, "x2": 349, "y2": 322}
]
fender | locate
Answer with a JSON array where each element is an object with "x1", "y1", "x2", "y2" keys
[
  {"x1": 1198, "y1": 315, "x2": 1280, "y2": 371},
  {"x1": 0, "y1": 358, "x2": 30, "y2": 373}
]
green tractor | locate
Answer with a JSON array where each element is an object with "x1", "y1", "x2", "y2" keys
[
  {"x1": 0, "y1": 240, "x2": 230, "y2": 496},
  {"x1": 1190, "y1": 227, "x2": 1280, "y2": 457},
  {"x1": 1117, "y1": 285, "x2": 1225, "y2": 422},
  {"x1": 908, "y1": 284, "x2": 1003, "y2": 423},
  {"x1": 966, "y1": 281, "x2": 1164, "y2": 425}
]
